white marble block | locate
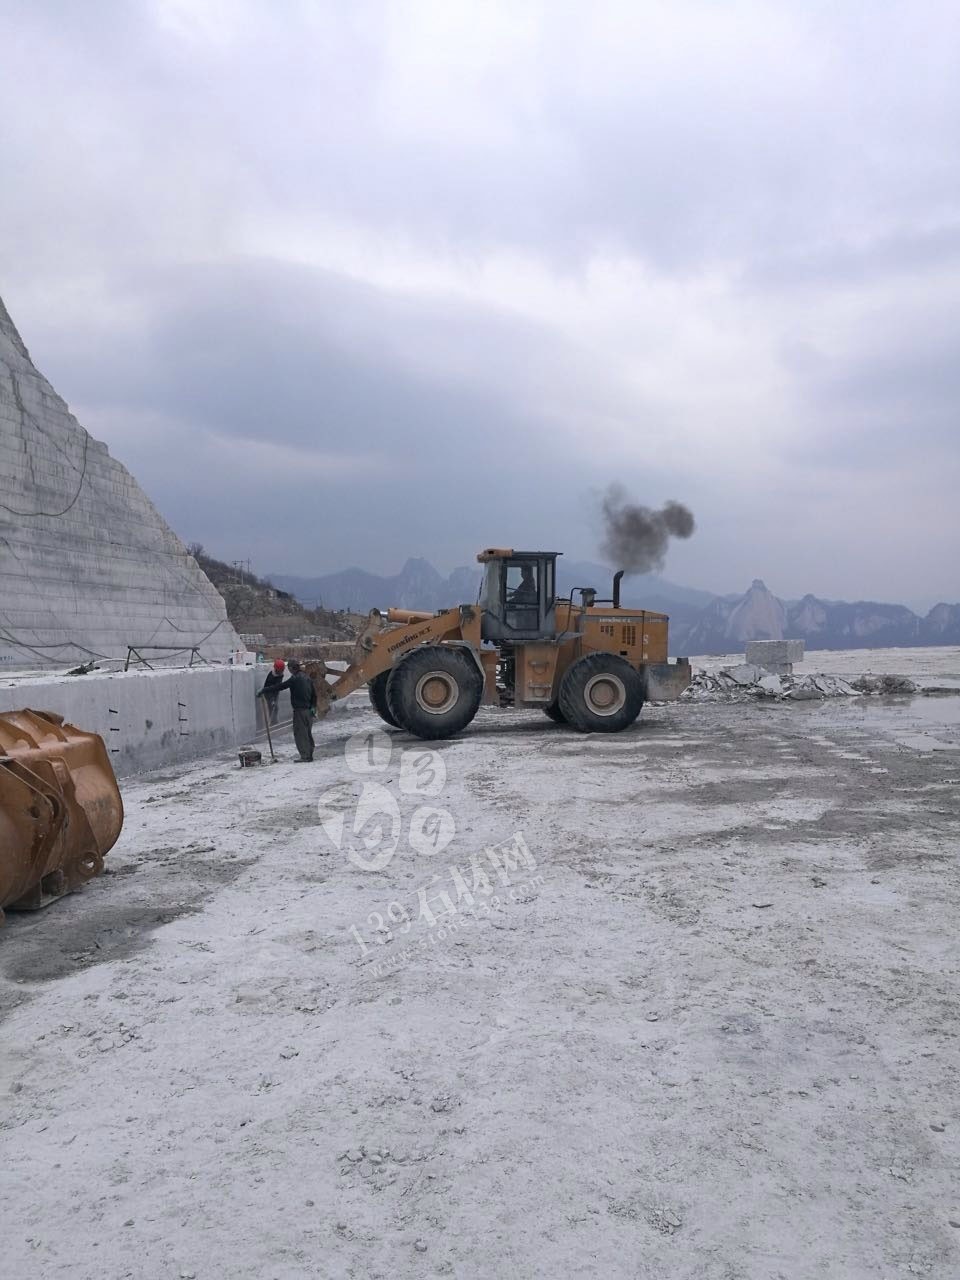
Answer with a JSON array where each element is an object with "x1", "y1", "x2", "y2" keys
[{"x1": 745, "y1": 639, "x2": 805, "y2": 674}]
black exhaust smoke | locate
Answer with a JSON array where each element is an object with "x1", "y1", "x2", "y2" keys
[{"x1": 600, "y1": 485, "x2": 696, "y2": 575}]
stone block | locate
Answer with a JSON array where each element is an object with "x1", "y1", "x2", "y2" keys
[
  {"x1": 745, "y1": 640, "x2": 804, "y2": 673},
  {"x1": 0, "y1": 666, "x2": 257, "y2": 775}
]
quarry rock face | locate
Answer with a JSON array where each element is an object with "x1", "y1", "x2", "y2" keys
[{"x1": 0, "y1": 294, "x2": 241, "y2": 669}]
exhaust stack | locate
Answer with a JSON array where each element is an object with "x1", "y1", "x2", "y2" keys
[{"x1": 612, "y1": 570, "x2": 624, "y2": 609}]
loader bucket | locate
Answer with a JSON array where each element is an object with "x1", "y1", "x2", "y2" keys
[
  {"x1": 642, "y1": 659, "x2": 694, "y2": 702},
  {"x1": 301, "y1": 661, "x2": 334, "y2": 721},
  {"x1": 0, "y1": 709, "x2": 123, "y2": 921}
]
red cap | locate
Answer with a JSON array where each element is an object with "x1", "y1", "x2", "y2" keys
[{"x1": 273, "y1": 659, "x2": 285, "y2": 672}]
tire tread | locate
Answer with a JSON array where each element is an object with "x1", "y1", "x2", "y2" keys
[
  {"x1": 386, "y1": 646, "x2": 482, "y2": 740},
  {"x1": 558, "y1": 653, "x2": 644, "y2": 733}
]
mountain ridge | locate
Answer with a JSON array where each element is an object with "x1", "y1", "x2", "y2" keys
[
  {"x1": 680, "y1": 579, "x2": 960, "y2": 652},
  {"x1": 268, "y1": 557, "x2": 715, "y2": 615},
  {"x1": 267, "y1": 559, "x2": 960, "y2": 652}
]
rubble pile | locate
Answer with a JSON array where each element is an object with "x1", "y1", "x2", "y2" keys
[
  {"x1": 850, "y1": 673, "x2": 921, "y2": 695},
  {"x1": 682, "y1": 664, "x2": 920, "y2": 703}
]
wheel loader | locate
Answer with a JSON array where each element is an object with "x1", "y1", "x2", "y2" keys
[{"x1": 310, "y1": 548, "x2": 691, "y2": 740}]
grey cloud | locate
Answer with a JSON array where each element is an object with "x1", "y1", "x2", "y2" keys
[
  {"x1": 42, "y1": 257, "x2": 694, "y2": 573},
  {"x1": 746, "y1": 225, "x2": 960, "y2": 293},
  {"x1": 783, "y1": 305, "x2": 960, "y2": 472},
  {"x1": 3, "y1": 3, "x2": 958, "y2": 271},
  {"x1": 1, "y1": 2, "x2": 958, "y2": 599},
  {"x1": 40, "y1": 259, "x2": 596, "y2": 459}
]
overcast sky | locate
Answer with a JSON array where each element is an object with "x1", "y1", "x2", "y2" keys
[{"x1": 1, "y1": 0, "x2": 958, "y2": 606}]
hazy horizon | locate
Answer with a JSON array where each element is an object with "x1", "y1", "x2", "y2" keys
[{"x1": 260, "y1": 554, "x2": 949, "y2": 617}]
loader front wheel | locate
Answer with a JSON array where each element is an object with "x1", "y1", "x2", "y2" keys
[
  {"x1": 386, "y1": 646, "x2": 482, "y2": 740},
  {"x1": 368, "y1": 670, "x2": 401, "y2": 728},
  {"x1": 558, "y1": 653, "x2": 643, "y2": 733}
]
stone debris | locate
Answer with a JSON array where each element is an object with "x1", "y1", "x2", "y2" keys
[
  {"x1": 682, "y1": 666, "x2": 919, "y2": 702},
  {"x1": 723, "y1": 663, "x2": 765, "y2": 686},
  {"x1": 850, "y1": 673, "x2": 920, "y2": 695},
  {"x1": 648, "y1": 1207, "x2": 683, "y2": 1234}
]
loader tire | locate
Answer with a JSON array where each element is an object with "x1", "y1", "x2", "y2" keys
[
  {"x1": 543, "y1": 701, "x2": 566, "y2": 724},
  {"x1": 368, "y1": 671, "x2": 401, "y2": 728},
  {"x1": 558, "y1": 653, "x2": 643, "y2": 733},
  {"x1": 385, "y1": 664, "x2": 411, "y2": 731},
  {"x1": 386, "y1": 646, "x2": 482, "y2": 741}
]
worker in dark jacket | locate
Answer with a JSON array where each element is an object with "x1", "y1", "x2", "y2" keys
[
  {"x1": 270, "y1": 660, "x2": 317, "y2": 761},
  {"x1": 260, "y1": 659, "x2": 286, "y2": 726}
]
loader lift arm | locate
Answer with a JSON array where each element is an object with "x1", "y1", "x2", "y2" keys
[{"x1": 313, "y1": 605, "x2": 483, "y2": 718}]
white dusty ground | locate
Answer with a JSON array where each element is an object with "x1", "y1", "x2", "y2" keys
[{"x1": 3, "y1": 650, "x2": 960, "y2": 1279}]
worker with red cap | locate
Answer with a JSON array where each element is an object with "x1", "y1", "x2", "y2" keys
[{"x1": 260, "y1": 658, "x2": 286, "y2": 727}]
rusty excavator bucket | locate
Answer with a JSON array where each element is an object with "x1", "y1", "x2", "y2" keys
[{"x1": 0, "y1": 710, "x2": 124, "y2": 922}]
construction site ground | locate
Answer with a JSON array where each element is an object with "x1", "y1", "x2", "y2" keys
[{"x1": 3, "y1": 655, "x2": 960, "y2": 1279}]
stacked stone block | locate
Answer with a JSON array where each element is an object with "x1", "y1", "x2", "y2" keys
[{"x1": 745, "y1": 639, "x2": 805, "y2": 676}]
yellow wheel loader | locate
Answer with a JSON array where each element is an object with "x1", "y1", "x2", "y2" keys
[{"x1": 312, "y1": 548, "x2": 691, "y2": 740}]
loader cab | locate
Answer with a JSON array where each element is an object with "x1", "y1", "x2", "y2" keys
[{"x1": 477, "y1": 548, "x2": 559, "y2": 642}]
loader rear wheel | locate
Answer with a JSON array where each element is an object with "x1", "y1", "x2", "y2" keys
[
  {"x1": 368, "y1": 671, "x2": 401, "y2": 728},
  {"x1": 558, "y1": 653, "x2": 643, "y2": 733},
  {"x1": 386, "y1": 646, "x2": 482, "y2": 740},
  {"x1": 543, "y1": 701, "x2": 566, "y2": 724}
]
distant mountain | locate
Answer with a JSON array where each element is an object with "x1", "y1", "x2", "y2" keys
[
  {"x1": 679, "y1": 580, "x2": 960, "y2": 653},
  {"x1": 787, "y1": 593, "x2": 921, "y2": 649},
  {"x1": 268, "y1": 558, "x2": 960, "y2": 653},
  {"x1": 269, "y1": 557, "x2": 715, "y2": 616},
  {"x1": 271, "y1": 558, "x2": 460, "y2": 613},
  {"x1": 923, "y1": 602, "x2": 960, "y2": 642},
  {"x1": 683, "y1": 579, "x2": 786, "y2": 652}
]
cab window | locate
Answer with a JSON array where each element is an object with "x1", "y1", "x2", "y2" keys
[
  {"x1": 504, "y1": 561, "x2": 540, "y2": 630},
  {"x1": 506, "y1": 562, "x2": 539, "y2": 603}
]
